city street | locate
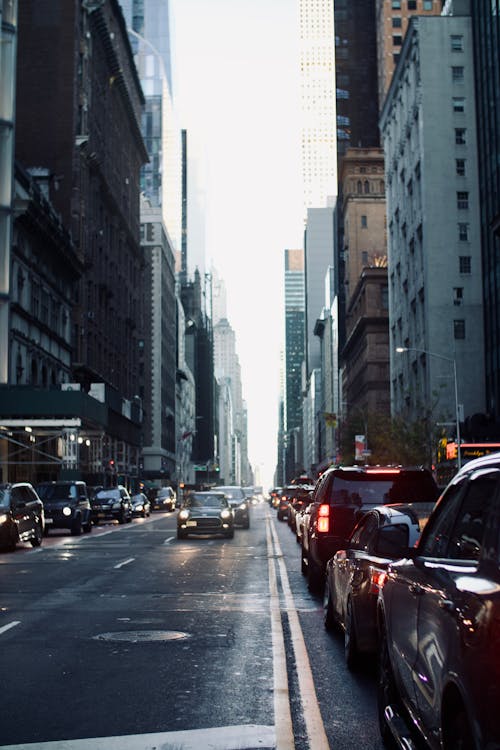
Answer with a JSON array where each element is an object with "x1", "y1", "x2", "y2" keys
[{"x1": 0, "y1": 504, "x2": 383, "y2": 750}]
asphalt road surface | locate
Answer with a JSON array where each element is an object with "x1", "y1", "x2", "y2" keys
[{"x1": 0, "y1": 503, "x2": 385, "y2": 750}]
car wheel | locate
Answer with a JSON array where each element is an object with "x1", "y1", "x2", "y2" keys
[
  {"x1": 323, "y1": 578, "x2": 336, "y2": 631},
  {"x1": 225, "y1": 529, "x2": 234, "y2": 539},
  {"x1": 345, "y1": 598, "x2": 360, "y2": 670},
  {"x1": 307, "y1": 552, "x2": 324, "y2": 594},
  {"x1": 30, "y1": 521, "x2": 43, "y2": 547},
  {"x1": 301, "y1": 543, "x2": 308, "y2": 575},
  {"x1": 377, "y1": 628, "x2": 399, "y2": 749},
  {"x1": 126, "y1": 513, "x2": 132, "y2": 523},
  {"x1": 118, "y1": 509, "x2": 126, "y2": 524},
  {"x1": 442, "y1": 706, "x2": 475, "y2": 750},
  {"x1": 93, "y1": 517, "x2": 100, "y2": 526},
  {"x1": 6, "y1": 525, "x2": 19, "y2": 551},
  {"x1": 177, "y1": 529, "x2": 187, "y2": 539},
  {"x1": 83, "y1": 517, "x2": 92, "y2": 533},
  {"x1": 71, "y1": 516, "x2": 82, "y2": 536},
  {"x1": 242, "y1": 518, "x2": 250, "y2": 529}
]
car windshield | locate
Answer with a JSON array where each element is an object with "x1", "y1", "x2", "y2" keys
[
  {"x1": 186, "y1": 494, "x2": 226, "y2": 508},
  {"x1": 218, "y1": 487, "x2": 245, "y2": 500},
  {"x1": 97, "y1": 490, "x2": 119, "y2": 500},
  {"x1": 36, "y1": 484, "x2": 77, "y2": 500},
  {"x1": 0, "y1": 487, "x2": 11, "y2": 508},
  {"x1": 330, "y1": 473, "x2": 438, "y2": 505}
]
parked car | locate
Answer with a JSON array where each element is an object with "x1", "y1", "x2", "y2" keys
[
  {"x1": 36, "y1": 480, "x2": 92, "y2": 536},
  {"x1": 301, "y1": 465, "x2": 439, "y2": 592},
  {"x1": 217, "y1": 485, "x2": 250, "y2": 528},
  {"x1": 130, "y1": 492, "x2": 151, "y2": 518},
  {"x1": 377, "y1": 452, "x2": 500, "y2": 750},
  {"x1": 177, "y1": 491, "x2": 234, "y2": 539},
  {"x1": 0, "y1": 482, "x2": 44, "y2": 551},
  {"x1": 91, "y1": 485, "x2": 133, "y2": 524},
  {"x1": 323, "y1": 503, "x2": 432, "y2": 669},
  {"x1": 287, "y1": 486, "x2": 314, "y2": 531},
  {"x1": 149, "y1": 486, "x2": 176, "y2": 511}
]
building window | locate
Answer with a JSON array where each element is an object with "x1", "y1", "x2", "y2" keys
[
  {"x1": 459, "y1": 256, "x2": 471, "y2": 274},
  {"x1": 361, "y1": 215, "x2": 367, "y2": 228},
  {"x1": 392, "y1": 0, "x2": 401, "y2": 7},
  {"x1": 453, "y1": 97, "x2": 465, "y2": 112},
  {"x1": 457, "y1": 191, "x2": 469, "y2": 209},
  {"x1": 31, "y1": 282, "x2": 40, "y2": 319},
  {"x1": 393, "y1": 53, "x2": 400, "y2": 65},
  {"x1": 452, "y1": 66, "x2": 464, "y2": 82},
  {"x1": 407, "y1": 0, "x2": 417, "y2": 8},
  {"x1": 455, "y1": 128, "x2": 466, "y2": 145},
  {"x1": 364, "y1": 180, "x2": 370, "y2": 194},
  {"x1": 453, "y1": 287, "x2": 463, "y2": 305},
  {"x1": 392, "y1": 16, "x2": 402, "y2": 27},
  {"x1": 458, "y1": 222, "x2": 469, "y2": 241},
  {"x1": 456, "y1": 159, "x2": 466, "y2": 176},
  {"x1": 423, "y1": 0, "x2": 433, "y2": 8},
  {"x1": 451, "y1": 35, "x2": 464, "y2": 52},
  {"x1": 393, "y1": 35, "x2": 403, "y2": 46},
  {"x1": 454, "y1": 319, "x2": 466, "y2": 339},
  {"x1": 357, "y1": 180, "x2": 362, "y2": 194}
]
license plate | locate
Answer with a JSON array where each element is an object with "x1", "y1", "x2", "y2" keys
[
  {"x1": 45, "y1": 518, "x2": 53, "y2": 524},
  {"x1": 186, "y1": 520, "x2": 197, "y2": 527}
]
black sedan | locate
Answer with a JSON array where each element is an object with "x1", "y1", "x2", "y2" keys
[
  {"x1": 177, "y1": 492, "x2": 234, "y2": 539},
  {"x1": 323, "y1": 503, "x2": 431, "y2": 669},
  {"x1": 130, "y1": 492, "x2": 151, "y2": 518},
  {"x1": 0, "y1": 482, "x2": 44, "y2": 551}
]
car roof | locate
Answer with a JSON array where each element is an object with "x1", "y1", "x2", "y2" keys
[{"x1": 455, "y1": 451, "x2": 500, "y2": 477}]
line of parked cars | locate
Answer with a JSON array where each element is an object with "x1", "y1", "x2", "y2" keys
[
  {"x1": 0, "y1": 480, "x2": 177, "y2": 551},
  {"x1": 273, "y1": 457, "x2": 500, "y2": 750}
]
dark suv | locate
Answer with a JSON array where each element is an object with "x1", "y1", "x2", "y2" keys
[
  {"x1": 36, "y1": 480, "x2": 92, "y2": 536},
  {"x1": 0, "y1": 482, "x2": 44, "y2": 551},
  {"x1": 301, "y1": 466, "x2": 439, "y2": 592},
  {"x1": 91, "y1": 485, "x2": 133, "y2": 524},
  {"x1": 377, "y1": 452, "x2": 500, "y2": 750}
]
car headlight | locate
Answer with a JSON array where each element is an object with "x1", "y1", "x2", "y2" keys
[
  {"x1": 179, "y1": 509, "x2": 190, "y2": 521},
  {"x1": 62, "y1": 506, "x2": 72, "y2": 517},
  {"x1": 135, "y1": 504, "x2": 143, "y2": 511},
  {"x1": 220, "y1": 509, "x2": 231, "y2": 519},
  {"x1": 239, "y1": 503, "x2": 247, "y2": 510},
  {"x1": 0, "y1": 513, "x2": 8, "y2": 524}
]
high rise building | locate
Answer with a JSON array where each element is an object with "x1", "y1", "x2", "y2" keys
[
  {"x1": 470, "y1": 0, "x2": 500, "y2": 419},
  {"x1": 284, "y1": 249, "x2": 306, "y2": 434},
  {"x1": 376, "y1": 0, "x2": 444, "y2": 112},
  {"x1": 120, "y1": 0, "x2": 182, "y2": 258},
  {"x1": 298, "y1": 0, "x2": 337, "y2": 213},
  {"x1": 380, "y1": 12, "x2": 485, "y2": 428}
]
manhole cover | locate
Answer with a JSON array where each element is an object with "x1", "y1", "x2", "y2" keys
[{"x1": 94, "y1": 630, "x2": 191, "y2": 643}]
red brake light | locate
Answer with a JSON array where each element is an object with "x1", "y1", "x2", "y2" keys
[
  {"x1": 317, "y1": 504, "x2": 330, "y2": 533},
  {"x1": 369, "y1": 569, "x2": 387, "y2": 595},
  {"x1": 365, "y1": 468, "x2": 400, "y2": 474}
]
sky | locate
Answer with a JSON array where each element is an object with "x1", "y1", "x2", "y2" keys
[{"x1": 170, "y1": 0, "x2": 305, "y2": 488}]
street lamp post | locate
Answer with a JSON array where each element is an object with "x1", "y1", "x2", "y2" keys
[{"x1": 396, "y1": 347, "x2": 461, "y2": 470}]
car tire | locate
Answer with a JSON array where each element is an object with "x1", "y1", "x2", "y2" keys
[
  {"x1": 301, "y1": 543, "x2": 308, "y2": 575},
  {"x1": 118, "y1": 509, "x2": 126, "y2": 524},
  {"x1": 323, "y1": 579, "x2": 336, "y2": 631},
  {"x1": 71, "y1": 516, "x2": 82, "y2": 536},
  {"x1": 442, "y1": 705, "x2": 475, "y2": 750},
  {"x1": 30, "y1": 521, "x2": 43, "y2": 547},
  {"x1": 225, "y1": 529, "x2": 234, "y2": 539},
  {"x1": 242, "y1": 518, "x2": 250, "y2": 529},
  {"x1": 83, "y1": 517, "x2": 93, "y2": 533},
  {"x1": 307, "y1": 552, "x2": 324, "y2": 594},
  {"x1": 377, "y1": 627, "x2": 400, "y2": 749},
  {"x1": 345, "y1": 598, "x2": 360, "y2": 670},
  {"x1": 6, "y1": 525, "x2": 19, "y2": 551},
  {"x1": 177, "y1": 529, "x2": 187, "y2": 540}
]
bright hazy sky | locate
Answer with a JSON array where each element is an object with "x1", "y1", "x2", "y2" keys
[{"x1": 170, "y1": 0, "x2": 304, "y2": 488}]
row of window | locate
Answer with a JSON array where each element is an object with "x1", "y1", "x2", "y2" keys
[{"x1": 391, "y1": 0, "x2": 434, "y2": 8}]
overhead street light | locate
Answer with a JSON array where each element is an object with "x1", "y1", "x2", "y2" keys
[{"x1": 396, "y1": 346, "x2": 461, "y2": 470}]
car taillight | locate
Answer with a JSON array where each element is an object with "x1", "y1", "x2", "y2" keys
[
  {"x1": 369, "y1": 569, "x2": 387, "y2": 595},
  {"x1": 317, "y1": 504, "x2": 330, "y2": 533}
]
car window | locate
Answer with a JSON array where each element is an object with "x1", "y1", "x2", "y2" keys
[
  {"x1": 375, "y1": 524, "x2": 409, "y2": 557},
  {"x1": 447, "y1": 475, "x2": 497, "y2": 561},
  {"x1": 419, "y1": 474, "x2": 497, "y2": 561},
  {"x1": 350, "y1": 513, "x2": 378, "y2": 549},
  {"x1": 418, "y1": 480, "x2": 466, "y2": 557}
]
